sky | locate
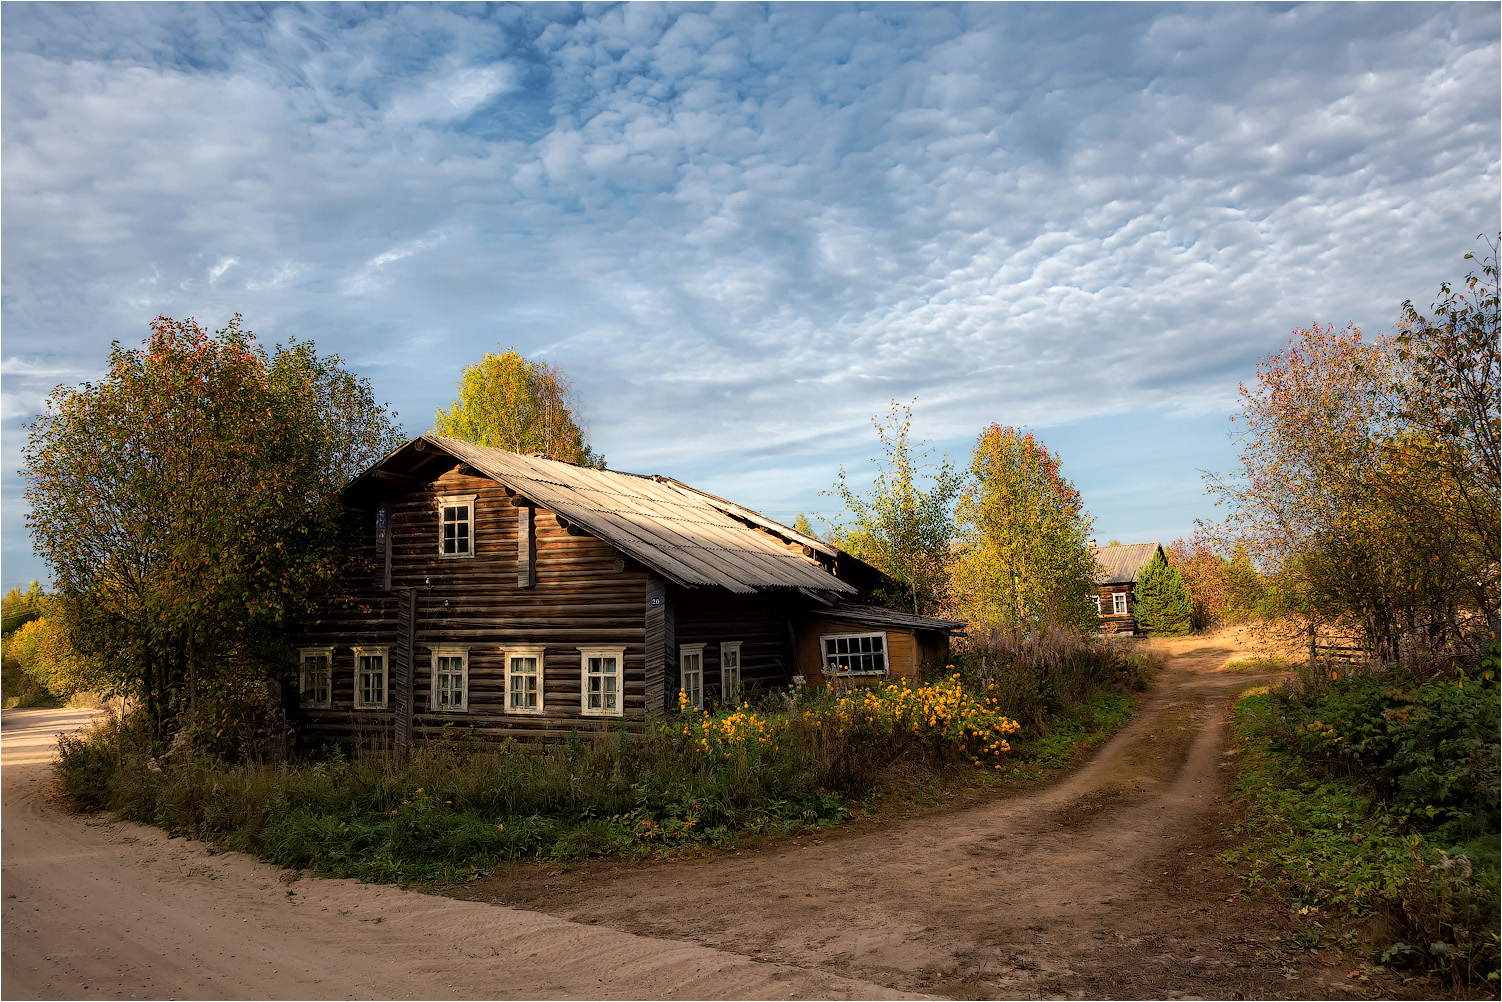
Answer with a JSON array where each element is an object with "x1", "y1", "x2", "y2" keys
[{"x1": 2, "y1": 2, "x2": 1498, "y2": 593}]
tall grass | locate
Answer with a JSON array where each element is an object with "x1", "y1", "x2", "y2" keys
[{"x1": 949, "y1": 625, "x2": 1158, "y2": 733}]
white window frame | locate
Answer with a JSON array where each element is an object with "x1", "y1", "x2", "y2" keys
[
  {"x1": 429, "y1": 646, "x2": 470, "y2": 713},
  {"x1": 352, "y1": 646, "x2": 389, "y2": 709},
  {"x1": 719, "y1": 641, "x2": 743, "y2": 702},
  {"x1": 437, "y1": 493, "x2": 477, "y2": 558},
  {"x1": 1112, "y1": 592, "x2": 1128, "y2": 616},
  {"x1": 1091, "y1": 594, "x2": 1102, "y2": 615},
  {"x1": 298, "y1": 647, "x2": 333, "y2": 709},
  {"x1": 580, "y1": 646, "x2": 625, "y2": 717},
  {"x1": 820, "y1": 631, "x2": 889, "y2": 677},
  {"x1": 504, "y1": 645, "x2": 545, "y2": 715},
  {"x1": 679, "y1": 643, "x2": 706, "y2": 710}
]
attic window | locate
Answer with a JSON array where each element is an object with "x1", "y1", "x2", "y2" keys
[
  {"x1": 438, "y1": 494, "x2": 476, "y2": 557},
  {"x1": 821, "y1": 632, "x2": 888, "y2": 677}
]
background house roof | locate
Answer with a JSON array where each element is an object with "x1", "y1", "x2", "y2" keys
[
  {"x1": 356, "y1": 436, "x2": 858, "y2": 597},
  {"x1": 1089, "y1": 542, "x2": 1165, "y2": 585}
]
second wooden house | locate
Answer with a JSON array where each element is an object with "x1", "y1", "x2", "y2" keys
[
  {"x1": 293, "y1": 435, "x2": 961, "y2": 748},
  {"x1": 1087, "y1": 541, "x2": 1165, "y2": 635}
]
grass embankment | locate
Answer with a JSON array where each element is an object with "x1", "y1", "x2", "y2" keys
[
  {"x1": 1226, "y1": 656, "x2": 1499, "y2": 990},
  {"x1": 54, "y1": 635, "x2": 1155, "y2": 885}
]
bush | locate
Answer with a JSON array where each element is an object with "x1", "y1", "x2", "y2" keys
[{"x1": 1229, "y1": 656, "x2": 1500, "y2": 989}]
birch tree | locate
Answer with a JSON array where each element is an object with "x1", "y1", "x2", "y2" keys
[
  {"x1": 952, "y1": 426, "x2": 1098, "y2": 639},
  {"x1": 432, "y1": 348, "x2": 604, "y2": 467},
  {"x1": 831, "y1": 400, "x2": 964, "y2": 616}
]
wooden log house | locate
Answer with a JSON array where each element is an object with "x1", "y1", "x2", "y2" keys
[
  {"x1": 1087, "y1": 541, "x2": 1165, "y2": 635},
  {"x1": 292, "y1": 435, "x2": 961, "y2": 749}
]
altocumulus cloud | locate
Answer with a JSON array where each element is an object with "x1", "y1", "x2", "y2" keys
[{"x1": 2, "y1": 2, "x2": 1498, "y2": 588}]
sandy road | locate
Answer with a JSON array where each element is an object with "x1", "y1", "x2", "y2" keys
[{"x1": 1, "y1": 707, "x2": 917, "y2": 1001}]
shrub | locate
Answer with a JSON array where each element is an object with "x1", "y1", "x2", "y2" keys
[{"x1": 1229, "y1": 656, "x2": 1499, "y2": 989}]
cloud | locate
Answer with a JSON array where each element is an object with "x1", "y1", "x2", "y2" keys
[{"x1": 1, "y1": 2, "x2": 1497, "y2": 588}]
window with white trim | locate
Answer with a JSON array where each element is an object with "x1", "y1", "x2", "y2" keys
[
  {"x1": 719, "y1": 641, "x2": 743, "y2": 702},
  {"x1": 679, "y1": 644, "x2": 705, "y2": 710},
  {"x1": 821, "y1": 632, "x2": 889, "y2": 677},
  {"x1": 580, "y1": 647, "x2": 624, "y2": 717},
  {"x1": 298, "y1": 647, "x2": 333, "y2": 708},
  {"x1": 437, "y1": 494, "x2": 476, "y2": 557},
  {"x1": 505, "y1": 646, "x2": 545, "y2": 714},
  {"x1": 352, "y1": 647, "x2": 389, "y2": 709},
  {"x1": 430, "y1": 647, "x2": 469, "y2": 712},
  {"x1": 1091, "y1": 594, "x2": 1102, "y2": 615},
  {"x1": 1112, "y1": 592, "x2": 1128, "y2": 616}
]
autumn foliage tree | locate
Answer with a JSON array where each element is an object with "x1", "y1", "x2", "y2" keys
[
  {"x1": 831, "y1": 400, "x2": 964, "y2": 615},
  {"x1": 952, "y1": 426, "x2": 1098, "y2": 639},
  {"x1": 1210, "y1": 243, "x2": 1499, "y2": 661},
  {"x1": 22, "y1": 315, "x2": 404, "y2": 738},
  {"x1": 432, "y1": 348, "x2": 604, "y2": 467}
]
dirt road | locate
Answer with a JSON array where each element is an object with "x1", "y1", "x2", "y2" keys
[
  {"x1": 1, "y1": 708, "x2": 916, "y2": 1000},
  {"x1": 450, "y1": 643, "x2": 1417, "y2": 1000}
]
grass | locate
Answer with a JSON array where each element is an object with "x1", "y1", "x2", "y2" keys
[
  {"x1": 53, "y1": 633, "x2": 1153, "y2": 885},
  {"x1": 1222, "y1": 655, "x2": 1294, "y2": 674},
  {"x1": 1225, "y1": 660, "x2": 1499, "y2": 991}
]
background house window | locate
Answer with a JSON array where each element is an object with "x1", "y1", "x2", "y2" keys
[
  {"x1": 298, "y1": 647, "x2": 333, "y2": 708},
  {"x1": 430, "y1": 647, "x2": 469, "y2": 712},
  {"x1": 719, "y1": 641, "x2": 742, "y2": 701},
  {"x1": 352, "y1": 647, "x2": 388, "y2": 708},
  {"x1": 821, "y1": 632, "x2": 888, "y2": 676},
  {"x1": 506, "y1": 646, "x2": 544, "y2": 713},
  {"x1": 1091, "y1": 595, "x2": 1102, "y2": 615},
  {"x1": 437, "y1": 494, "x2": 476, "y2": 557},
  {"x1": 580, "y1": 647, "x2": 624, "y2": 716},
  {"x1": 1112, "y1": 593, "x2": 1128, "y2": 616},
  {"x1": 679, "y1": 644, "x2": 705, "y2": 709}
]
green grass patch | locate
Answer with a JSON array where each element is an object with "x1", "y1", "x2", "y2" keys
[{"x1": 1227, "y1": 669, "x2": 1499, "y2": 991}]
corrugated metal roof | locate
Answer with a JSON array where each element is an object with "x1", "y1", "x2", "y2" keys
[
  {"x1": 1089, "y1": 542, "x2": 1164, "y2": 584},
  {"x1": 810, "y1": 602, "x2": 966, "y2": 632},
  {"x1": 412, "y1": 436, "x2": 857, "y2": 597}
]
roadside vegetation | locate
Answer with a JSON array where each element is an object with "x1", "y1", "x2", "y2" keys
[
  {"x1": 1227, "y1": 651, "x2": 1499, "y2": 989},
  {"x1": 1213, "y1": 244, "x2": 1500, "y2": 992},
  {"x1": 54, "y1": 633, "x2": 1156, "y2": 883}
]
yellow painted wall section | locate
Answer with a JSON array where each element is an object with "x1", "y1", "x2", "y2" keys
[{"x1": 797, "y1": 616, "x2": 922, "y2": 687}]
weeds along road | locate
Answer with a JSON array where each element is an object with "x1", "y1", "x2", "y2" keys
[
  {"x1": 0, "y1": 708, "x2": 917, "y2": 1001},
  {"x1": 450, "y1": 645, "x2": 1422, "y2": 1001}
]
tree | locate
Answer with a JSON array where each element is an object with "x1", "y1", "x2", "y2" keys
[
  {"x1": 1166, "y1": 531, "x2": 1228, "y2": 629},
  {"x1": 1390, "y1": 241, "x2": 1500, "y2": 633},
  {"x1": 1133, "y1": 553, "x2": 1193, "y2": 637},
  {"x1": 952, "y1": 426, "x2": 1098, "y2": 638},
  {"x1": 22, "y1": 314, "x2": 404, "y2": 738},
  {"x1": 831, "y1": 400, "x2": 964, "y2": 615},
  {"x1": 432, "y1": 348, "x2": 604, "y2": 467},
  {"x1": 1209, "y1": 243, "x2": 1500, "y2": 661}
]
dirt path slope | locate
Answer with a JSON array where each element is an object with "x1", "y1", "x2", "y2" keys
[
  {"x1": 1, "y1": 708, "x2": 918, "y2": 1001},
  {"x1": 450, "y1": 646, "x2": 1418, "y2": 1000}
]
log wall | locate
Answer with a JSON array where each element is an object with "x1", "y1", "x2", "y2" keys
[
  {"x1": 669, "y1": 589, "x2": 798, "y2": 705},
  {"x1": 296, "y1": 466, "x2": 650, "y2": 742}
]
